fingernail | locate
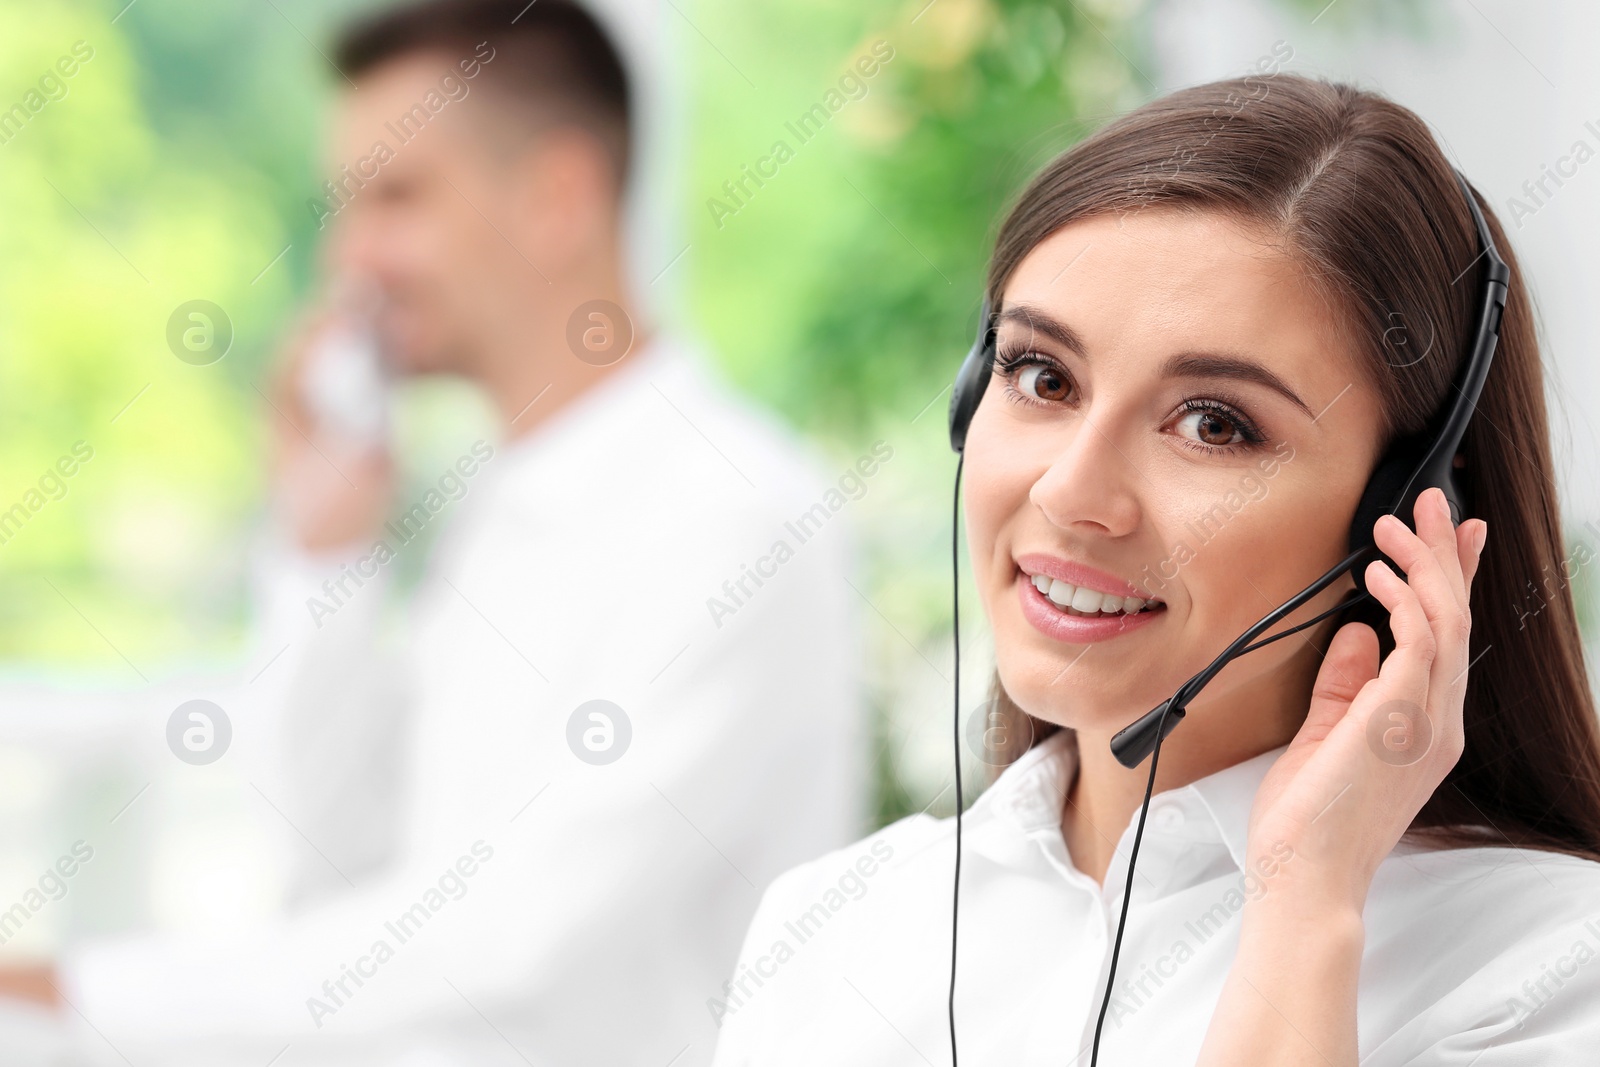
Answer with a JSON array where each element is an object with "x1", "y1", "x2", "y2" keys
[{"x1": 1474, "y1": 522, "x2": 1488, "y2": 554}]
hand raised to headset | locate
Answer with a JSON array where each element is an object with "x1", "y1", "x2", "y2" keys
[
  {"x1": 1193, "y1": 486, "x2": 1487, "y2": 1067},
  {"x1": 1243, "y1": 485, "x2": 1487, "y2": 911}
]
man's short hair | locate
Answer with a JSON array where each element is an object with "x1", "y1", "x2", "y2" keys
[{"x1": 334, "y1": 0, "x2": 631, "y2": 187}]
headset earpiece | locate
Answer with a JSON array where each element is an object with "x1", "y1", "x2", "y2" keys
[
  {"x1": 1345, "y1": 442, "x2": 1467, "y2": 595},
  {"x1": 948, "y1": 299, "x2": 996, "y2": 454}
]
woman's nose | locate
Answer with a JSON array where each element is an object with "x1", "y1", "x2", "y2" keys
[{"x1": 1027, "y1": 413, "x2": 1144, "y2": 538}]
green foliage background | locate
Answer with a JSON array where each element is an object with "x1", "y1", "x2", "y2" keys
[
  {"x1": 0, "y1": 0, "x2": 369, "y2": 674},
  {"x1": 0, "y1": 0, "x2": 1160, "y2": 678},
  {"x1": 0, "y1": 0, "x2": 1586, "y2": 828}
]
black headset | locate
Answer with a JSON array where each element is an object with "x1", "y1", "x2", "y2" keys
[{"x1": 942, "y1": 167, "x2": 1507, "y2": 1066}]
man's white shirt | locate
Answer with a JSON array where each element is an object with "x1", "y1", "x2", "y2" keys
[{"x1": 62, "y1": 337, "x2": 869, "y2": 1066}]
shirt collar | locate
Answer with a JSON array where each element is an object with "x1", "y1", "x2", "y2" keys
[
  {"x1": 490, "y1": 333, "x2": 687, "y2": 470},
  {"x1": 1188, "y1": 742, "x2": 1287, "y2": 872},
  {"x1": 973, "y1": 727, "x2": 1289, "y2": 874}
]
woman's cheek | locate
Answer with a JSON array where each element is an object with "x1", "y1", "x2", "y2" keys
[
  {"x1": 961, "y1": 423, "x2": 1031, "y2": 608},
  {"x1": 961, "y1": 471, "x2": 1014, "y2": 619},
  {"x1": 1193, "y1": 491, "x2": 1325, "y2": 629}
]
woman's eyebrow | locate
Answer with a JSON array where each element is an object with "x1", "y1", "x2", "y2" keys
[
  {"x1": 997, "y1": 305, "x2": 1086, "y2": 355},
  {"x1": 1161, "y1": 352, "x2": 1314, "y2": 418}
]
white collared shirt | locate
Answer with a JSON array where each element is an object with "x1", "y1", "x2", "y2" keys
[
  {"x1": 711, "y1": 728, "x2": 1600, "y2": 1066},
  {"x1": 61, "y1": 337, "x2": 870, "y2": 1066}
]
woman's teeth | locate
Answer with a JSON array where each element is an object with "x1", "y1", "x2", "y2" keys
[{"x1": 1029, "y1": 573, "x2": 1160, "y2": 617}]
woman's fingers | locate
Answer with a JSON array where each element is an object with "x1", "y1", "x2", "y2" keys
[
  {"x1": 1360, "y1": 554, "x2": 1467, "y2": 770},
  {"x1": 1458, "y1": 518, "x2": 1488, "y2": 590},
  {"x1": 1364, "y1": 557, "x2": 1435, "y2": 697},
  {"x1": 1446, "y1": 518, "x2": 1487, "y2": 712},
  {"x1": 1414, "y1": 488, "x2": 1470, "y2": 609},
  {"x1": 1374, "y1": 510, "x2": 1470, "y2": 667},
  {"x1": 1379, "y1": 489, "x2": 1467, "y2": 616},
  {"x1": 1367, "y1": 488, "x2": 1483, "y2": 766},
  {"x1": 1299, "y1": 621, "x2": 1380, "y2": 746}
]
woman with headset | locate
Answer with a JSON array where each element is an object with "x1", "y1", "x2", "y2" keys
[{"x1": 710, "y1": 73, "x2": 1600, "y2": 1066}]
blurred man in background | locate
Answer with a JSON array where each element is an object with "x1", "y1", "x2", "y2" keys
[{"x1": 0, "y1": 1, "x2": 866, "y2": 1063}]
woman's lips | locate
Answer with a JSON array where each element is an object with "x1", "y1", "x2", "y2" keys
[
  {"x1": 1014, "y1": 552, "x2": 1153, "y2": 599},
  {"x1": 1016, "y1": 570, "x2": 1165, "y2": 643}
]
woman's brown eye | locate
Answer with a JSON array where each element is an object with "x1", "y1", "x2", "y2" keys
[
  {"x1": 1176, "y1": 409, "x2": 1244, "y2": 446},
  {"x1": 1017, "y1": 364, "x2": 1070, "y2": 401}
]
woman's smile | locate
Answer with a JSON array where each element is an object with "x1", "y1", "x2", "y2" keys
[
  {"x1": 1016, "y1": 569, "x2": 1167, "y2": 642},
  {"x1": 1013, "y1": 551, "x2": 1167, "y2": 642}
]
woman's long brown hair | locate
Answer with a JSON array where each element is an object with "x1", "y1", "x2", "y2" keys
[{"x1": 980, "y1": 74, "x2": 1600, "y2": 862}]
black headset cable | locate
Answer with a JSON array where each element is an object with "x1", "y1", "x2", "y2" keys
[{"x1": 949, "y1": 452, "x2": 965, "y2": 1067}]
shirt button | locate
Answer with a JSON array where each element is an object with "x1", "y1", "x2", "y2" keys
[{"x1": 1151, "y1": 803, "x2": 1185, "y2": 832}]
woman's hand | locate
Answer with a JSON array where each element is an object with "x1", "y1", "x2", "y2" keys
[
  {"x1": 1196, "y1": 484, "x2": 1487, "y2": 1067},
  {"x1": 1248, "y1": 484, "x2": 1488, "y2": 910}
]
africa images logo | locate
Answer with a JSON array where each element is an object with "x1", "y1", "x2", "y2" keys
[
  {"x1": 306, "y1": 42, "x2": 497, "y2": 230},
  {"x1": 304, "y1": 442, "x2": 495, "y2": 628},
  {"x1": 705, "y1": 441, "x2": 893, "y2": 629},
  {"x1": 305, "y1": 841, "x2": 495, "y2": 1028}
]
